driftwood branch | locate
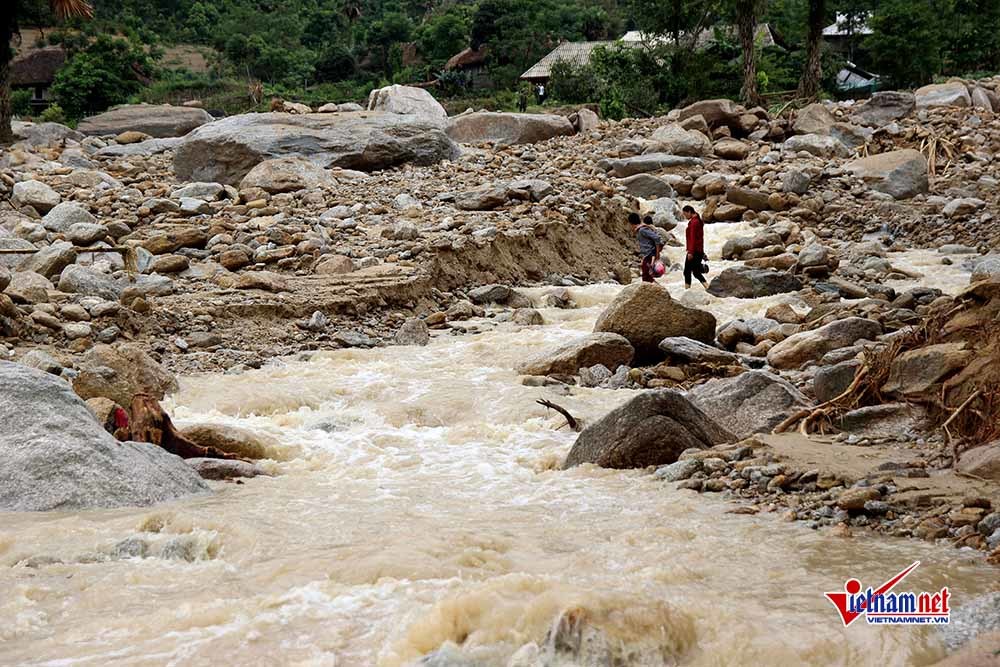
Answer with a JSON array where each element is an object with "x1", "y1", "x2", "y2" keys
[{"x1": 537, "y1": 399, "x2": 581, "y2": 432}]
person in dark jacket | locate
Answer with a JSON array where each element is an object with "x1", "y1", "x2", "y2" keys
[
  {"x1": 682, "y1": 205, "x2": 708, "y2": 289},
  {"x1": 629, "y1": 212, "x2": 662, "y2": 283}
]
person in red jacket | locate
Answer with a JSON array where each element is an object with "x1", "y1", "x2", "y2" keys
[{"x1": 682, "y1": 205, "x2": 708, "y2": 289}]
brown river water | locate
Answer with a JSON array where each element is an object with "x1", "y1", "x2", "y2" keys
[{"x1": 1, "y1": 223, "x2": 996, "y2": 666}]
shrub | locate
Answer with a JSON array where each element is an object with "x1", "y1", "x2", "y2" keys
[
  {"x1": 40, "y1": 104, "x2": 67, "y2": 124},
  {"x1": 11, "y1": 89, "x2": 33, "y2": 117}
]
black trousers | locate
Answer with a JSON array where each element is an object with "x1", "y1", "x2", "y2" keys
[{"x1": 684, "y1": 253, "x2": 706, "y2": 286}]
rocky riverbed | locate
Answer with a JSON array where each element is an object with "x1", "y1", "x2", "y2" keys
[{"x1": 1, "y1": 81, "x2": 1000, "y2": 664}]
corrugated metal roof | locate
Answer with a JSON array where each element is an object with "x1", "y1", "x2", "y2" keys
[
  {"x1": 520, "y1": 41, "x2": 616, "y2": 80},
  {"x1": 521, "y1": 24, "x2": 781, "y2": 81}
]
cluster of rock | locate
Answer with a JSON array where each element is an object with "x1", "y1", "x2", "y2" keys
[{"x1": 653, "y1": 436, "x2": 1000, "y2": 562}]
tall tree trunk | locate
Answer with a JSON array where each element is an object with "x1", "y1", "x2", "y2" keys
[
  {"x1": 0, "y1": 58, "x2": 13, "y2": 146},
  {"x1": 797, "y1": 0, "x2": 826, "y2": 99},
  {"x1": 1, "y1": 2, "x2": 16, "y2": 146},
  {"x1": 736, "y1": 0, "x2": 762, "y2": 107}
]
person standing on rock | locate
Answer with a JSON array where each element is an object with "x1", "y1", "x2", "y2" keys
[
  {"x1": 682, "y1": 205, "x2": 709, "y2": 290},
  {"x1": 630, "y1": 212, "x2": 663, "y2": 283}
]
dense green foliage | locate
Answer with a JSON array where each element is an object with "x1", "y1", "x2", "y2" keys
[
  {"x1": 49, "y1": 35, "x2": 156, "y2": 118},
  {"x1": 10, "y1": 0, "x2": 1000, "y2": 121}
]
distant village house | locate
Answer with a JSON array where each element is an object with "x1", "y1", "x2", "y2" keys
[{"x1": 10, "y1": 46, "x2": 67, "y2": 112}]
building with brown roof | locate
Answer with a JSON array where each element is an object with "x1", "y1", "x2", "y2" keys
[{"x1": 11, "y1": 46, "x2": 67, "y2": 111}]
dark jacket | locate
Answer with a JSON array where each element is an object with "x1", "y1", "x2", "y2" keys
[{"x1": 637, "y1": 225, "x2": 661, "y2": 258}]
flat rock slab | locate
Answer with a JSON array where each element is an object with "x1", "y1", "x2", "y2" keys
[
  {"x1": 173, "y1": 111, "x2": 459, "y2": 185},
  {"x1": 78, "y1": 104, "x2": 213, "y2": 138}
]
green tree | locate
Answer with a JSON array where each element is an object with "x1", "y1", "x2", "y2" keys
[
  {"x1": 949, "y1": 0, "x2": 1000, "y2": 74},
  {"x1": 50, "y1": 34, "x2": 156, "y2": 119},
  {"x1": 367, "y1": 10, "x2": 413, "y2": 76},
  {"x1": 416, "y1": 6, "x2": 471, "y2": 64},
  {"x1": 867, "y1": 0, "x2": 952, "y2": 87}
]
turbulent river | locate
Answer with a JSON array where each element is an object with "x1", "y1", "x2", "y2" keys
[{"x1": 1, "y1": 223, "x2": 996, "y2": 666}]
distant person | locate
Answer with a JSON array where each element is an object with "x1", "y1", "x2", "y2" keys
[
  {"x1": 682, "y1": 205, "x2": 709, "y2": 289},
  {"x1": 518, "y1": 87, "x2": 528, "y2": 113},
  {"x1": 629, "y1": 212, "x2": 662, "y2": 283},
  {"x1": 536, "y1": 83, "x2": 546, "y2": 105}
]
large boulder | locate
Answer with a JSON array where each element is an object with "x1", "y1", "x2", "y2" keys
[
  {"x1": 238, "y1": 156, "x2": 332, "y2": 193},
  {"x1": 767, "y1": 317, "x2": 882, "y2": 370},
  {"x1": 882, "y1": 342, "x2": 972, "y2": 396},
  {"x1": 12, "y1": 180, "x2": 61, "y2": 212},
  {"x1": 852, "y1": 91, "x2": 916, "y2": 127},
  {"x1": 648, "y1": 123, "x2": 711, "y2": 156},
  {"x1": 57, "y1": 264, "x2": 122, "y2": 300},
  {"x1": 845, "y1": 149, "x2": 928, "y2": 199},
  {"x1": 915, "y1": 82, "x2": 972, "y2": 109},
  {"x1": 174, "y1": 112, "x2": 458, "y2": 185},
  {"x1": 446, "y1": 112, "x2": 574, "y2": 145},
  {"x1": 78, "y1": 104, "x2": 214, "y2": 138},
  {"x1": 563, "y1": 390, "x2": 733, "y2": 469},
  {"x1": 17, "y1": 241, "x2": 76, "y2": 278},
  {"x1": 793, "y1": 103, "x2": 837, "y2": 135},
  {"x1": 688, "y1": 370, "x2": 809, "y2": 438},
  {"x1": 0, "y1": 362, "x2": 208, "y2": 511},
  {"x1": 72, "y1": 344, "x2": 179, "y2": 407},
  {"x1": 516, "y1": 333, "x2": 634, "y2": 376},
  {"x1": 957, "y1": 442, "x2": 1000, "y2": 481},
  {"x1": 783, "y1": 134, "x2": 850, "y2": 158},
  {"x1": 594, "y1": 283, "x2": 716, "y2": 362},
  {"x1": 676, "y1": 99, "x2": 744, "y2": 133},
  {"x1": 42, "y1": 201, "x2": 97, "y2": 232},
  {"x1": 707, "y1": 267, "x2": 803, "y2": 299},
  {"x1": 367, "y1": 84, "x2": 447, "y2": 121},
  {"x1": 11, "y1": 121, "x2": 84, "y2": 147}
]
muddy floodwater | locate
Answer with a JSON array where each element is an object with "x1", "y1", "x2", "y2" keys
[{"x1": 1, "y1": 223, "x2": 995, "y2": 666}]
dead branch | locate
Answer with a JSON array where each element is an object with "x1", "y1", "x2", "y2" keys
[{"x1": 537, "y1": 399, "x2": 581, "y2": 432}]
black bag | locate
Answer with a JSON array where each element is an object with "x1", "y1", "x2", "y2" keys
[{"x1": 699, "y1": 253, "x2": 709, "y2": 275}]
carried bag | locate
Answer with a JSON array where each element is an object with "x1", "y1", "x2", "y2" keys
[{"x1": 699, "y1": 253, "x2": 709, "y2": 275}]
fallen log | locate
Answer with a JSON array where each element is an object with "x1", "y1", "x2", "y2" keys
[{"x1": 122, "y1": 393, "x2": 244, "y2": 460}]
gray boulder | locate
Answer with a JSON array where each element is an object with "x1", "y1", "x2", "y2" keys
[
  {"x1": 768, "y1": 317, "x2": 882, "y2": 370},
  {"x1": 914, "y1": 82, "x2": 971, "y2": 109},
  {"x1": 12, "y1": 180, "x2": 61, "y2": 212},
  {"x1": 367, "y1": 84, "x2": 447, "y2": 121},
  {"x1": 11, "y1": 121, "x2": 84, "y2": 147},
  {"x1": 78, "y1": 104, "x2": 213, "y2": 138},
  {"x1": 174, "y1": 112, "x2": 459, "y2": 185},
  {"x1": 95, "y1": 137, "x2": 184, "y2": 157},
  {"x1": 446, "y1": 112, "x2": 574, "y2": 145},
  {"x1": 57, "y1": 264, "x2": 122, "y2": 300},
  {"x1": 17, "y1": 241, "x2": 76, "y2": 278},
  {"x1": 688, "y1": 370, "x2": 809, "y2": 438},
  {"x1": 659, "y1": 337, "x2": 738, "y2": 365},
  {"x1": 852, "y1": 91, "x2": 916, "y2": 127},
  {"x1": 0, "y1": 362, "x2": 208, "y2": 511},
  {"x1": 845, "y1": 149, "x2": 929, "y2": 199},
  {"x1": 516, "y1": 333, "x2": 634, "y2": 376},
  {"x1": 594, "y1": 283, "x2": 716, "y2": 362},
  {"x1": 395, "y1": 318, "x2": 431, "y2": 346},
  {"x1": 563, "y1": 390, "x2": 733, "y2": 469},
  {"x1": 238, "y1": 156, "x2": 332, "y2": 193},
  {"x1": 42, "y1": 202, "x2": 95, "y2": 233},
  {"x1": 708, "y1": 267, "x2": 803, "y2": 299},
  {"x1": 813, "y1": 359, "x2": 861, "y2": 403}
]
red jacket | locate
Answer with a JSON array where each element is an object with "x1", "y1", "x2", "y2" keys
[{"x1": 686, "y1": 214, "x2": 704, "y2": 255}]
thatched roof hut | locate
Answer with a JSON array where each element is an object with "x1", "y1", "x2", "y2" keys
[
  {"x1": 11, "y1": 47, "x2": 67, "y2": 87},
  {"x1": 520, "y1": 41, "x2": 615, "y2": 82}
]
